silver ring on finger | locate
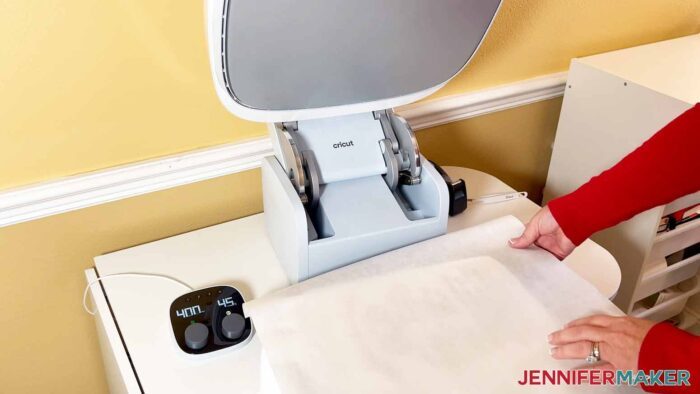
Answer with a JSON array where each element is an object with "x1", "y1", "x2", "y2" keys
[{"x1": 585, "y1": 341, "x2": 601, "y2": 363}]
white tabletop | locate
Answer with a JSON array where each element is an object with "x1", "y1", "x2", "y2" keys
[
  {"x1": 444, "y1": 167, "x2": 621, "y2": 299},
  {"x1": 93, "y1": 167, "x2": 621, "y2": 393}
]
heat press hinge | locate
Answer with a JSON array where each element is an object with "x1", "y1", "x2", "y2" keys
[
  {"x1": 274, "y1": 121, "x2": 321, "y2": 209},
  {"x1": 373, "y1": 109, "x2": 422, "y2": 190},
  {"x1": 272, "y1": 110, "x2": 422, "y2": 208}
]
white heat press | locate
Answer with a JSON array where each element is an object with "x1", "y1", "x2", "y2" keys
[{"x1": 206, "y1": 0, "x2": 501, "y2": 283}]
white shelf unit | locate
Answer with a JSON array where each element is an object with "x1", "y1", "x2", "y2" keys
[
  {"x1": 544, "y1": 33, "x2": 700, "y2": 321},
  {"x1": 685, "y1": 294, "x2": 700, "y2": 334}
]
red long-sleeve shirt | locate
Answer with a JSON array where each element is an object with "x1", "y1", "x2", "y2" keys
[{"x1": 548, "y1": 103, "x2": 700, "y2": 393}]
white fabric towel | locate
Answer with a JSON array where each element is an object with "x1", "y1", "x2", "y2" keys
[{"x1": 246, "y1": 216, "x2": 637, "y2": 393}]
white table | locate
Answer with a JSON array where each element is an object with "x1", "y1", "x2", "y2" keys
[{"x1": 86, "y1": 167, "x2": 621, "y2": 393}]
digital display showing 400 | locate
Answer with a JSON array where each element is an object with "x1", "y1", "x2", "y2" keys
[
  {"x1": 175, "y1": 304, "x2": 204, "y2": 318},
  {"x1": 175, "y1": 296, "x2": 237, "y2": 319}
]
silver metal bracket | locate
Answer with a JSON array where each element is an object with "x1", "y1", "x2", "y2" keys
[
  {"x1": 374, "y1": 110, "x2": 399, "y2": 153},
  {"x1": 272, "y1": 122, "x2": 307, "y2": 204},
  {"x1": 301, "y1": 150, "x2": 321, "y2": 209},
  {"x1": 390, "y1": 113, "x2": 422, "y2": 185},
  {"x1": 282, "y1": 121, "x2": 299, "y2": 132},
  {"x1": 374, "y1": 109, "x2": 422, "y2": 189},
  {"x1": 379, "y1": 139, "x2": 399, "y2": 190},
  {"x1": 272, "y1": 121, "x2": 321, "y2": 208}
]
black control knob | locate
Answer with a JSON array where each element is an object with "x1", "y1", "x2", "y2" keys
[
  {"x1": 221, "y1": 313, "x2": 246, "y2": 340},
  {"x1": 184, "y1": 322, "x2": 209, "y2": 350}
]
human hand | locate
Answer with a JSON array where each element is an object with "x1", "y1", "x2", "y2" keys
[
  {"x1": 548, "y1": 315, "x2": 656, "y2": 371},
  {"x1": 509, "y1": 206, "x2": 576, "y2": 259}
]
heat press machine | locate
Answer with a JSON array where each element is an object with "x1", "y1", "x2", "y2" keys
[{"x1": 206, "y1": 0, "x2": 501, "y2": 283}]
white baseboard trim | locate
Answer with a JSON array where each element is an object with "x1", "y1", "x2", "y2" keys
[
  {"x1": 398, "y1": 72, "x2": 568, "y2": 130},
  {"x1": 0, "y1": 138, "x2": 272, "y2": 227},
  {"x1": 0, "y1": 72, "x2": 567, "y2": 228}
]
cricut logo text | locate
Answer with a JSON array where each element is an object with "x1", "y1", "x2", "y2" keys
[{"x1": 333, "y1": 141, "x2": 354, "y2": 149}]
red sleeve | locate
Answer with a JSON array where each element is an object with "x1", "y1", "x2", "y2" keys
[
  {"x1": 548, "y1": 103, "x2": 700, "y2": 246},
  {"x1": 638, "y1": 322, "x2": 700, "y2": 393}
]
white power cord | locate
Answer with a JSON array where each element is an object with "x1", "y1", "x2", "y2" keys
[
  {"x1": 468, "y1": 191, "x2": 528, "y2": 204},
  {"x1": 83, "y1": 273, "x2": 194, "y2": 315}
]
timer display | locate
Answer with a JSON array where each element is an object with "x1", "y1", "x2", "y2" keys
[{"x1": 217, "y1": 296, "x2": 236, "y2": 308}]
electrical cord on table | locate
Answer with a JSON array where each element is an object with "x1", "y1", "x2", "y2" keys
[{"x1": 82, "y1": 273, "x2": 193, "y2": 315}]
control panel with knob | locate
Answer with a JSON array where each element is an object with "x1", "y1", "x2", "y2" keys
[{"x1": 169, "y1": 285, "x2": 254, "y2": 354}]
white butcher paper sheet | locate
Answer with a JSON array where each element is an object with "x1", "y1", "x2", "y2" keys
[{"x1": 245, "y1": 215, "x2": 640, "y2": 393}]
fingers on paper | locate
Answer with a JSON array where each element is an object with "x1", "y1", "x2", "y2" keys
[
  {"x1": 548, "y1": 325, "x2": 608, "y2": 345},
  {"x1": 509, "y1": 221, "x2": 540, "y2": 248}
]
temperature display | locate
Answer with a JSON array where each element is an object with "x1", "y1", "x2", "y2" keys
[{"x1": 175, "y1": 304, "x2": 204, "y2": 319}]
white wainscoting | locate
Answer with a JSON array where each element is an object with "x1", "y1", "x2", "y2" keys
[{"x1": 0, "y1": 72, "x2": 567, "y2": 227}]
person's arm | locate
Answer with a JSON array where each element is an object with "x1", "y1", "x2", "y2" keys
[
  {"x1": 511, "y1": 103, "x2": 700, "y2": 256},
  {"x1": 638, "y1": 323, "x2": 700, "y2": 393},
  {"x1": 512, "y1": 104, "x2": 700, "y2": 391},
  {"x1": 548, "y1": 103, "x2": 700, "y2": 246}
]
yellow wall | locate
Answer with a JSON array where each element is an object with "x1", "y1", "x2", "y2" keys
[
  {"x1": 1, "y1": 1, "x2": 698, "y2": 190},
  {"x1": 416, "y1": 97, "x2": 563, "y2": 203},
  {"x1": 0, "y1": 1, "x2": 265, "y2": 190},
  {"x1": 1, "y1": 1, "x2": 700, "y2": 393},
  {"x1": 434, "y1": 0, "x2": 700, "y2": 98}
]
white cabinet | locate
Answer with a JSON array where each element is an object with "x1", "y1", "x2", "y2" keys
[
  {"x1": 544, "y1": 34, "x2": 700, "y2": 322},
  {"x1": 87, "y1": 168, "x2": 622, "y2": 393}
]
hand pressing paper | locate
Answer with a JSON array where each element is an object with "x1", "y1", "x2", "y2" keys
[{"x1": 245, "y1": 216, "x2": 634, "y2": 393}]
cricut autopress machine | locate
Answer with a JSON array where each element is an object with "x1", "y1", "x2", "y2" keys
[{"x1": 206, "y1": 0, "x2": 501, "y2": 283}]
